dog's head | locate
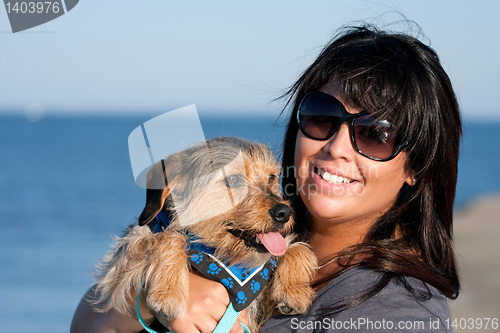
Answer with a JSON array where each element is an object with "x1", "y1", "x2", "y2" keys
[{"x1": 138, "y1": 137, "x2": 294, "y2": 266}]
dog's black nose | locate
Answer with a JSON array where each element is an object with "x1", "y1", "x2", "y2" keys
[{"x1": 269, "y1": 204, "x2": 292, "y2": 224}]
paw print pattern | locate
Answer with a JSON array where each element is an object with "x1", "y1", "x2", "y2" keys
[
  {"x1": 207, "y1": 262, "x2": 221, "y2": 275},
  {"x1": 235, "y1": 291, "x2": 247, "y2": 305},
  {"x1": 187, "y1": 249, "x2": 276, "y2": 312},
  {"x1": 221, "y1": 277, "x2": 234, "y2": 289},
  {"x1": 250, "y1": 280, "x2": 260, "y2": 293},
  {"x1": 191, "y1": 252, "x2": 204, "y2": 264},
  {"x1": 269, "y1": 257, "x2": 277, "y2": 268},
  {"x1": 260, "y1": 268, "x2": 269, "y2": 280}
]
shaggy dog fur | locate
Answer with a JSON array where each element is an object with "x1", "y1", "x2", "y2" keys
[{"x1": 91, "y1": 137, "x2": 317, "y2": 331}]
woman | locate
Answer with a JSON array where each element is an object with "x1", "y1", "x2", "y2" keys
[
  {"x1": 71, "y1": 24, "x2": 461, "y2": 332},
  {"x1": 260, "y1": 24, "x2": 460, "y2": 332}
]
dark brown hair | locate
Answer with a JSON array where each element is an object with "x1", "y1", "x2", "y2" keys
[{"x1": 280, "y1": 25, "x2": 461, "y2": 312}]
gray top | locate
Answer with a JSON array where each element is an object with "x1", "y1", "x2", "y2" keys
[{"x1": 259, "y1": 267, "x2": 452, "y2": 332}]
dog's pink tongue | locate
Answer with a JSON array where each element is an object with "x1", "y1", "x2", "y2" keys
[{"x1": 257, "y1": 232, "x2": 287, "y2": 256}]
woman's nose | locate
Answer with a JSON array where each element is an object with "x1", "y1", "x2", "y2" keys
[{"x1": 322, "y1": 123, "x2": 356, "y2": 161}]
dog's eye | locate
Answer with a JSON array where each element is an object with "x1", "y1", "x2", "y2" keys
[
  {"x1": 224, "y1": 174, "x2": 244, "y2": 188},
  {"x1": 268, "y1": 174, "x2": 276, "y2": 183}
]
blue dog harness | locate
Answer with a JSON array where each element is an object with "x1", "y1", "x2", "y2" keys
[{"x1": 136, "y1": 210, "x2": 277, "y2": 333}]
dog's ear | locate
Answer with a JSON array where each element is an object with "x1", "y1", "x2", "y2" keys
[
  {"x1": 137, "y1": 153, "x2": 183, "y2": 226},
  {"x1": 138, "y1": 188, "x2": 169, "y2": 226}
]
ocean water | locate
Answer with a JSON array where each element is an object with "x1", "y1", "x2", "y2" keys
[{"x1": 0, "y1": 114, "x2": 499, "y2": 332}]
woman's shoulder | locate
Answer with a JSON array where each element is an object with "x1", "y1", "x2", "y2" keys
[
  {"x1": 321, "y1": 266, "x2": 450, "y2": 318},
  {"x1": 259, "y1": 266, "x2": 452, "y2": 332}
]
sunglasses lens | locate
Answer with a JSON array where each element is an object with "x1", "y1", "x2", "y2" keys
[
  {"x1": 298, "y1": 92, "x2": 404, "y2": 161},
  {"x1": 353, "y1": 115, "x2": 400, "y2": 160},
  {"x1": 298, "y1": 93, "x2": 343, "y2": 140}
]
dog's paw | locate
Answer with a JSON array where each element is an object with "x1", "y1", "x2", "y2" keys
[
  {"x1": 145, "y1": 232, "x2": 190, "y2": 319},
  {"x1": 270, "y1": 242, "x2": 318, "y2": 315},
  {"x1": 147, "y1": 294, "x2": 187, "y2": 320},
  {"x1": 273, "y1": 282, "x2": 316, "y2": 315}
]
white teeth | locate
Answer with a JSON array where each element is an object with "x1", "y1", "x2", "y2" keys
[
  {"x1": 255, "y1": 237, "x2": 261, "y2": 244},
  {"x1": 317, "y1": 169, "x2": 353, "y2": 184}
]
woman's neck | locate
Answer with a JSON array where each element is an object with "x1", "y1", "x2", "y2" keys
[
  {"x1": 307, "y1": 216, "x2": 374, "y2": 289},
  {"x1": 308, "y1": 215, "x2": 373, "y2": 265}
]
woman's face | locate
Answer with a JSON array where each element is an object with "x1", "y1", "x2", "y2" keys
[{"x1": 294, "y1": 84, "x2": 414, "y2": 230}]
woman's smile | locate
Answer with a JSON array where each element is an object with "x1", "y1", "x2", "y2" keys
[{"x1": 310, "y1": 163, "x2": 362, "y2": 195}]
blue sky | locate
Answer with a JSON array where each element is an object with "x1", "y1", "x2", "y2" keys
[{"x1": 1, "y1": 0, "x2": 499, "y2": 120}]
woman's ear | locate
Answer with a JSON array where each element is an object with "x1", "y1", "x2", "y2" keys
[{"x1": 405, "y1": 173, "x2": 417, "y2": 186}]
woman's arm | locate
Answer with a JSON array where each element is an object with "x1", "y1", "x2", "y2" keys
[
  {"x1": 70, "y1": 284, "x2": 156, "y2": 333},
  {"x1": 70, "y1": 273, "x2": 249, "y2": 333}
]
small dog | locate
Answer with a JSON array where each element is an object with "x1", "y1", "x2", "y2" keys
[{"x1": 91, "y1": 137, "x2": 317, "y2": 331}]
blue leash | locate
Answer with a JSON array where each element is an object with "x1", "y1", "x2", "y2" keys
[{"x1": 135, "y1": 285, "x2": 251, "y2": 333}]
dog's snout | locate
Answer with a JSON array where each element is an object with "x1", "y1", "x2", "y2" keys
[{"x1": 269, "y1": 204, "x2": 292, "y2": 224}]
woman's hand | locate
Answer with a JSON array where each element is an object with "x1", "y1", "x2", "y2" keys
[
  {"x1": 70, "y1": 272, "x2": 249, "y2": 333},
  {"x1": 164, "y1": 273, "x2": 249, "y2": 333}
]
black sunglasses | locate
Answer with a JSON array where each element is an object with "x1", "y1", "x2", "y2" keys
[{"x1": 297, "y1": 91, "x2": 406, "y2": 161}]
